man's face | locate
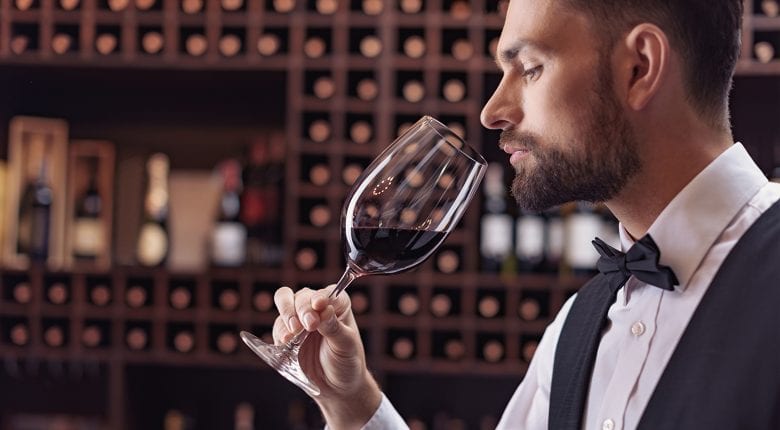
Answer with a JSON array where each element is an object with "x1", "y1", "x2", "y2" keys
[{"x1": 480, "y1": 0, "x2": 641, "y2": 211}]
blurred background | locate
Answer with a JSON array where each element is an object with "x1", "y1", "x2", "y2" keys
[{"x1": 0, "y1": 0, "x2": 778, "y2": 429}]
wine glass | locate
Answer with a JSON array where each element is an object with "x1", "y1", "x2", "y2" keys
[{"x1": 240, "y1": 116, "x2": 487, "y2": 396}]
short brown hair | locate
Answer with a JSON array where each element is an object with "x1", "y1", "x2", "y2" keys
[{"x1": 565, "y1": 0, "x2": 743, "y2": 128}]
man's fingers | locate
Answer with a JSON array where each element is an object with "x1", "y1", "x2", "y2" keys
[
  {"x1": 272, "y1": 316, "x2": 290, "y2": 345},
  {"x1": 311, "y1": 284, "x2": 352, "y2": 316},
  {"x1": 274, "y1": 286, "x2": 302, "y2": 333},
  {"x1": 294, "y1": 288, "x2": 320, "y2": 331}
]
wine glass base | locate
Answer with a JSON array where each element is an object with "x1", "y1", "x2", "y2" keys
[{"x1": 240, "y1": 331, "x2": 322, "y2": 397}]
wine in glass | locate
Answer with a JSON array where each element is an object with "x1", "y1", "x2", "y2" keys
[{"x1": 241, "y1": 116, "x2": 487, "y2": 396}]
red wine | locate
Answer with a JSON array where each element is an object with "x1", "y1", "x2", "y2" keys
[{"x1": 345, "y1": 227, "x2": 446, "y2": 274}]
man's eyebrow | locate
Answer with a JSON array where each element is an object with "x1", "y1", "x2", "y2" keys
[{"x1": 494, "y1": 40, "x2": 550, "y2": 69}]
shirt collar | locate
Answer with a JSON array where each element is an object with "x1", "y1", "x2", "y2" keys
[{"x1": 618, "y1": 143, "x2": 768, "y2": 291}]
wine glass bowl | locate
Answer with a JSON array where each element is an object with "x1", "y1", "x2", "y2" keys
[{"x1": 241, "y1": 116, "x2": 486, "y2": 396}]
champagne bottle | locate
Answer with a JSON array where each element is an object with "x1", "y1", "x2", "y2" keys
[
  {"x1": 73, "y1": 159, "x2": 104, "y2": 262},
  {"x1": 17, "y1": 136, "x2": 52, "y2": 262},
  {"x1": 137, "y1": 153, "x2": 169, "y2": 267},
  {"x1": 211, "y1": 159, "x2": 247, "y2": 267}
]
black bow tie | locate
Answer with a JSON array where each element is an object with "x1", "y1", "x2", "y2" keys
[{"x1": 591, "y1": 235, "x2": 678, "y2": 291}]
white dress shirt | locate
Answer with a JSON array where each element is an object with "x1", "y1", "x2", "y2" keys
[{"x1": 356, "y1": 143, "x2": 780, "y2": 430}]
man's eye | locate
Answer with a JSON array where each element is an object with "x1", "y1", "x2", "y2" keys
[{"x1": 522, "y1": 66, "x2": 542, "y2": 80}]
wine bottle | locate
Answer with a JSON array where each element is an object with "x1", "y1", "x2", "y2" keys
[
  {"x1": 47, "y1": 282, "x2": 69, "y2": 305},
  {"x1": 185, "y1": 34, "x2": 208, "y2": 57},
  {"x1": 51, "y1": 33, "x2": 73, "y2": 55},
  {"x1": 252, "y1": 290, "x2": 273, "y2": 312},
  {"x1": 308, "y1": 119, "x2": 331, "y2": 142},
  {"x1": 543, "y1": 206, "x2": 565, "y2": 273},
  {"x1": 341, "y1": 164, "x2": 362, "y2": 186},
  {"x1": 518, "y1": 297, "x2": 541, "y2": 321},
  {"x1": 17, "y1": 136, "x2": 52, "y2": 262},
  {"x1": 515, "y1": 209, "x2": 545, "y2": 272},
  {"x1": 521, "y1": 338, "x2": 539, "y2": 362},
  {"x1": 10, "y1": 35, "x2": 30, "y2": 55},
  {"x1": 391, "y1": 337, "x2": 414, "y2": 360},
  {"x1": 477, "y1": 295, "x2": 500, "y2": 318},
  {"x1": 435, "y1": 250, "x2": 460, "y2": 274},
  {"x1": 82, "y1": 325, "x2": 102, "y2": 348},
  {"x1": 182, "y1": 0, "x2": 203, "y2": 13},
  {"x1": 234, "y1": 402, "x2": 255, "y2": 430},
  {"x1": 304, "y1": 36, "x2": 327, "y2": 58},
  {"x1": 221, "y1": 0, "x2": 243, "y2": 11},
  {"x1": 430, "y1": 293, "x2": 452, "y2": 317},
  {"x1": 125, "y1": 285, "x2": 148, "y2": 308},
  {"x1": 451, "y1": 38, "x2": 473, "y2": 60},
  {"x1": 257, "y1": 33, "x2": 281, "y2": 56},
  {"x1": 10, "y1": 323, "x2": 30, "y2": 346},
  {"x1": 397, "y1": 292, "x2": 419, "y2": 316},
  {"x1": 126, "y1": 327, "x2": 148, "y2": 350},
  {"x1": 448, "y1": 0, "x2": 471, "y2": 20},
  {"x1": 402, "y1": 35, "x2": 425, "y2": 59},
  {"x1": 399, "y1": 0, "x2": 421, "y2": 13},
  {"x1": 480, "y1": 163, "x2": 513, "y2": 273},
  {"x1": 356, "y1": 78, "x2": 379, "y2": 101},
  {"x1": 108, "y1": 0, "x2": 129, "y2": 11},
  {"x1": 95, "y1": 33, "x2": 118, "y2": 55},
  {"x1": 447, "y1": 121, "x2": 466, "y2": 139},
  {"x1": 135, "y1": 0, "x2": 155, "y2": 10},
  {"x1": 762, "y1": 0, "x2": 779, "y2": 17},
  {"x1": 137, "y1": 153, "x2": 169, "y2": 267},
  {"x1": 359, "y1": 35, "x2": 382, "y2": 58},
  {"x1": 350, "y1": 290, "x2": 369, "y2": 314},
  {"x1": 272, "y1": 0, "x2": 295, "y2": 12},
  {"x1": 754, "y1": 41, "x2": 775, "y2": 64},
  {"x1": 219, "y1": 34, "x2": 242, "y2": 57},
  {"x1": 308, "y1": 204, "x2": 331, "y2": 227},
  {"x1": 173, "y1": 330, "x2": 195, "y2": 353},
  {"x1": 442, "y1": 79, "x2": 466, "y2": 102},
  {"x1": 14, "y1": 0, "x2": 33, "y2": 10},
  {"x1": 90, "y1": 284, "x2": 112, "y2": 306},
  {"x1": 349, "y1": 121, "x2": 372, "y2": 144},
  {"x1": 141, "y1": 31, "x2": 164, "y2": 54},
  {"x1": 308, "y1": 163, "x2": 331, "y2": 186},
  {"x1": 169, "y1": 286, "x2": 192, "y2": 310},
  {"x1": 482, "y1": 339, "x2": 504, "y2": 363},
  {"x1": 12, "y1": 282, "x2": 32, "y2": 304},
  {"x1": 487, "y1": 36, "x2": 499, "y2": 58},
  {"x1": 216, "y1": 331, "x2": 238, "y2": 354},
  {"x1": 44, "y1": 325, "x2": 65, "y2": 348},
  {"x1": 73, "y1": 159, "x2": 104, "y2": 262},
  {"x1": 315, "y1": 0, "x2": 337, "y2": 14},
  {"x1": 401, "y1": 79, "x2": 425, "y2": 103},
  {"x1": 312, "y1": 76, "x2": 336, "y2": 100},
  {"x1": 218, "y1": 289, "x2": 240, "y2": 311},
  {"x1": 212, "y1": 159, "x2": 247, "y2": 267},
  {"x1": 362, "y1": 0, "x2": 383, "y2": 14},
  {"x1": 294, "y1": 247, "x2": 317, "y2": 270},
  {"x1": 444, "y1": 338, "x2": 465, "y2": 360}
]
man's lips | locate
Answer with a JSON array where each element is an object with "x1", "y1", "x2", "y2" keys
[{"x1": 502, "y1": 145, "x2": 531, "y2": 164}]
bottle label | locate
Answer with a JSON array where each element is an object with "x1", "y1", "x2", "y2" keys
[
  {"x1": 515, "y1": 216, "x2": 545, "y2": 260},
  {"x1": 74, "y1": 218, "x2": 103, "y2": 257},
  {"x1": 137, "y1": 222, "x2": 168, "y2": 266},
  {"x1": 480, "y1": 214, "x2": 513, "y2": 257},
  {"x1": 212, "y1": 222, "x2": 247, "y2": 266}
]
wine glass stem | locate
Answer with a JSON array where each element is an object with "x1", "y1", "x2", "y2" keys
[{"x1": 284, "y1": 267, "x2": 358, "y2": 350}]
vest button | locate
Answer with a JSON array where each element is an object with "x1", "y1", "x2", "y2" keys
[
  {"x1": 631, "y1": 321, "x2": 646, "y2": 336},
  {"x1": 602, "y1": 418, "x2": 615, "y2": 430}
]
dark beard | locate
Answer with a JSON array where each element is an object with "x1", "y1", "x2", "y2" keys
[{"x1": 504, "y1": 62, "x2": 641, "y2": 211}]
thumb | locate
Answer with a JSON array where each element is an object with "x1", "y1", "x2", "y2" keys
[{"x1": 317, "y1": 305, "x2": 359, "y2": 357}]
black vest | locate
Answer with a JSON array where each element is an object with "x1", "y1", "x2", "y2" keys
[{"x1": 550, "y1": 200, "x2": 780, "y2": 429}]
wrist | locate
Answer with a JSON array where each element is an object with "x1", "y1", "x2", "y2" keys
[{"x1": 317, "y1": 372, "x2": 383, "y2": 430}]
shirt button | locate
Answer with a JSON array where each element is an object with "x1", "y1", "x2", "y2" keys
[
  {"x1": 602, "y1": 419, "x2": 615, "y2": 430},
  {"x1": 631, "y1": 321, "x2": 646, "y2": 336}
]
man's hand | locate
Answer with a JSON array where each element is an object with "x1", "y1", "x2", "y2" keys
[{"x1": 272, "y1": 284, "x2": 382, "y2": 429}]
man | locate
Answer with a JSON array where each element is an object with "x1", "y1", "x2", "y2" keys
[{"x1": 271, "y1": 0, "x2": 780, "y2": 428}]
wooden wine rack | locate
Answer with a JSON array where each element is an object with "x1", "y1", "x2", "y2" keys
[{"x1": 1, "y1": 0, "x2": 779, "y2": 428}]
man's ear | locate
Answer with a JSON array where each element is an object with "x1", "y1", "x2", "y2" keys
[{"x1": 615, "y1": 23, "x2": 671, "y2": 112}]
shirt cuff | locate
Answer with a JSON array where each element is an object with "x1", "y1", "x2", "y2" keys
[{"x1": 324, "y1": 393, "x2": 408, "y2": 430}]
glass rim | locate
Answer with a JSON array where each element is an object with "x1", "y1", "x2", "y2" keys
[{"x1": 420, "y1": 115, "x2": 487, "y2": 166}]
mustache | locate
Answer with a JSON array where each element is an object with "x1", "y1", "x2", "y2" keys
[{"x1": 499, "y1": 130, "x2": 539, "y2": 151}]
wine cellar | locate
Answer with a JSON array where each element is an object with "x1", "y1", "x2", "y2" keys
[{"x1": 1, "y1": 0, "x2": 779, "y2": 429}]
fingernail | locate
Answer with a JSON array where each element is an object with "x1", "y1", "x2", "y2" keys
[
  {"x1": 288, "y1": 316, "x2": 301, "y2": 333},
  {"x1": 303, "y1": 313, "x2": 317, "y2": 330}
]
